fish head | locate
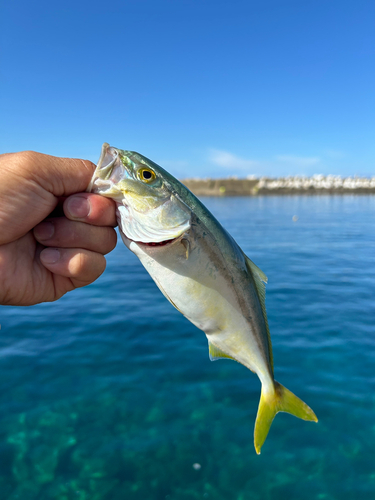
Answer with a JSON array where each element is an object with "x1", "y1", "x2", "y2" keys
[{"x1": 89, "y1": 143, "x2": 191, "y2": 244}]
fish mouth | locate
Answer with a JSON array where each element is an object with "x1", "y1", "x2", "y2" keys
[{"x1": 87, "y1": 143, "x2": 122, "y2": 193}]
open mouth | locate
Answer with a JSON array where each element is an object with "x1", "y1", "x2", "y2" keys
[
  {"x1": 96, "y1": 143, "x2": 119, "y2": 178},
  {"x1": 87, "y1": 143, "x2": 121, "y2": 193}
]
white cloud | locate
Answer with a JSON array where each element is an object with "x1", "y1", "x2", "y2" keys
[
  {"x1": 204, "y1": 149, "x2": 333, "y2": 177},
  {"x1": 209, "y1": 149, "x2": 259, "y2": 170},
  {"x1": 275, "y1": 155, "x2": 320, "y2": 167}
]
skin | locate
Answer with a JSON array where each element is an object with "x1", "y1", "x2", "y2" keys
[{"x1": 0, "y1": 151, "x2": 117, "y2": 306}]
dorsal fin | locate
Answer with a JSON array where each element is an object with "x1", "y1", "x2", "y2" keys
[
  {"x1": 208, "y1": 340, "x2": 236, "y2": 361},
  {"x1": 243, "y1": 254, "x2": 274, "y2": 374}
]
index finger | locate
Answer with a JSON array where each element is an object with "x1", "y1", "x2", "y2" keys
[
  {"x1": 63, "y1": 192, "x2": 117, "y2": 227},
  {"x1": 0, "y1": 151, "x2": 97, "y2": 245},
  {"x1": 18, "y1": 151, "x2": 96, "y2": 197}
]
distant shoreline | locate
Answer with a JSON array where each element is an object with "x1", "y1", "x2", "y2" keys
[{"x1": 181, "y1": 175, "x2": 375, "y2": 196}]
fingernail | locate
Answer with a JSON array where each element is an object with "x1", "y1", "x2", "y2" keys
[
  {"x1": 34, "y1": 222, "x2": 54, "y2": 241},
  {"x1": 66, "y1": 196, "x2": 90, "y2": 219},
  {"x1": 40, "y1": 248, "x2": 60, "y2": 264}
]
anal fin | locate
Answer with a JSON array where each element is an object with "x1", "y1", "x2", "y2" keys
[{"x1": 208, "y1": 341, "x2": 236, "y2": 362}]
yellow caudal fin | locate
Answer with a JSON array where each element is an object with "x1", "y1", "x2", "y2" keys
[{"x1": 254, "y1": 381, "x2": 318, "y2": 454}]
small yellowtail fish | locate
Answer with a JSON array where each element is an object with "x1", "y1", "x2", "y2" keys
[{"x1": 89, "y1": 143, "x2": 317, "y2": 454}]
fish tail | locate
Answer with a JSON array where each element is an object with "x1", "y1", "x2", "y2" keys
[{"x1": 254, "y1": 380, "x2": 318, "y2": 454}]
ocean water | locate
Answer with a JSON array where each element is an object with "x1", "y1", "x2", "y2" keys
[{"x1": 1, "y1": 195, "x2": 375, "y2": 500}]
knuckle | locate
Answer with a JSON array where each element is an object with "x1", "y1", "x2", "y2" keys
[{"x1": 19, "y1": 151, "x2": 40, "y2": 171}]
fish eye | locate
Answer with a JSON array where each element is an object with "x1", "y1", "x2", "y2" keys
[{"x1": 137, "y1": 168, "x2": 156, "y2": 183}]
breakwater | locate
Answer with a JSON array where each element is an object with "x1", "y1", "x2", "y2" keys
[{"x1": 182, "y1": 174, "x2": 375, "y2": 196}]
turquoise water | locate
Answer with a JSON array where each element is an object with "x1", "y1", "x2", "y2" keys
[{"x1": 1, "y1": 195, "x2": 375, "y2": 499}]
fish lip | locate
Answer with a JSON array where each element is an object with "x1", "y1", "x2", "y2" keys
[{"x1": 87, "y1": 143, "x2": 119, "y2": 192}]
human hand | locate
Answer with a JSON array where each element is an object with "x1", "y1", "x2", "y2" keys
[{"x1": 0, "y1": 151, "x2": 117, "y2": 306}]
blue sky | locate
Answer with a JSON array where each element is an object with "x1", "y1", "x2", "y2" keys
[{"x1": 1, "y1": 0, "x2": 374, "y2": 179}]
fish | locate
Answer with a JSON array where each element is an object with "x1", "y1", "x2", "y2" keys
[{"x1": 88, "y1": 143, "x2": 318, "y2": 454}]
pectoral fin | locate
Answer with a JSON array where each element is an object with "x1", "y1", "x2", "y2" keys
[{"x1": 181, "y1": 238, "x2": 190, "y2": 259}]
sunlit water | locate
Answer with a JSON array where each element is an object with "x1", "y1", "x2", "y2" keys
[{"x1": 1, "y1": 195, "x2": 375, "y2": 500}]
